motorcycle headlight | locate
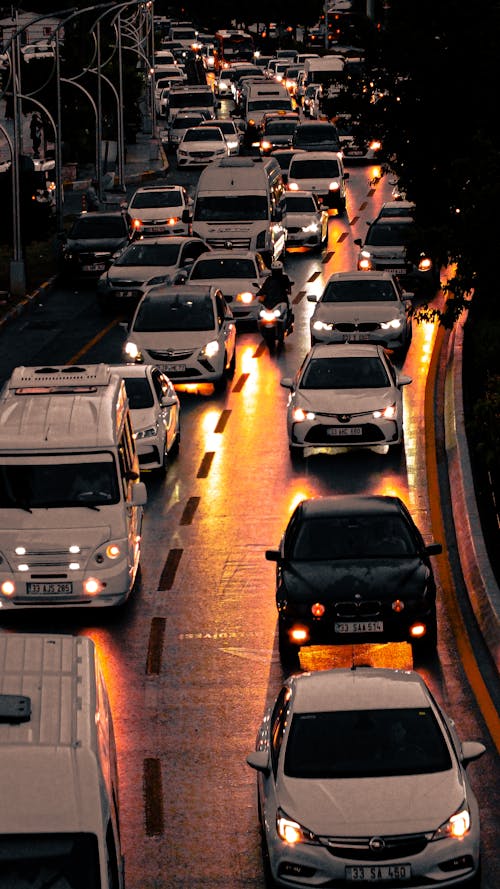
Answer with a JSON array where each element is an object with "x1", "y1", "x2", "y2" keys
[
  {"x1": 200, "y1": 339, "x2": 219, "y2": 359},
  {"x1": 373, "y1": 403, "x2": 397, "y2": 419},
  {"x1": 276, "y1": 809, "x2": 320, "y2": 845},
  {"x1": 432, "y1": 803, "x2": 471, "y2": 840}
]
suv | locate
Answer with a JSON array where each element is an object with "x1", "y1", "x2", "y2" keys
[
  {"x1": 125, "y1": 185, "x2": 192, "y2": 237},
  {"x1": 292, "y1": 120, "x2": 341, "y2": 152},
  {"x1": 58, "y1": 211, "x2": 131, "y2": 280},
  {"x1": 354, "y1": 216, "x2": 439, "y2": 293},
  {"x1": 265, "y1": 494, "x2": 442, "y2": 668},
  {"x1": 123, "y1": 285, "x2": 237, "y2": 393}
]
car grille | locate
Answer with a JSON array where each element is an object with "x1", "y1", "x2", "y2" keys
[
  {"x1": 190, "y1": 150, "x2": 216, "y2": 158},
  {"x1": 335, "y1": 322, "x2": 381, "y2": 332},
  {"x1": 322, "y1": 832, "x2": 430, "y2": 861},
  {"x1": 286, "y1": 226, "x2": 301, "y2": 234},
  {"x1": 304, "y1": 424, "x2": 387, "y2": 444},
  {"x1": 147, "y1": 348, "x2": 195, "y2": 360},
  {"x1": 207, "y1": 236, "x2": 252, "y2": 249}
]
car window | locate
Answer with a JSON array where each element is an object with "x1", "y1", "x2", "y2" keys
[
  {"x1": 321, "y1": 281, "x2": 398, "y2": 303},
  {"x1": 270, "y1": 687, "x2": 290, "y2": 775},
  {"x1": 300, "y1": 356, "x2": 390, "y2": 390},
  {"x1": 290, "y1": 514, "x2": 417, "y2": 560},
  {"x1": 284, "y1": 707, "x2": 452, "y2": 779},
  {"x1": 134, "y1": 293, "x2": 215, "y2": 332}
]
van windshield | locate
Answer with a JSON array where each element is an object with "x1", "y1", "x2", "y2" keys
[
  {"x1": 0, "y1": 833, "x2": 101, "y2": 888},
  {"x1": 0, "y1": 454, "x2": 119, "y2": 509},
  {"x1": 194, "y1": 195, "x2": 268, "y2": 221}
]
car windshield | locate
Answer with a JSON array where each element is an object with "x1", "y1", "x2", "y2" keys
[
  {"x1": 365, "y1": 222, "x2": 414, "y2": 246},
  {"x1": 190, "y1": 258, "x2": 256, "y2": 279},
  {"x1": 284, "y1": 707, "x2": 452, "y2": 778},
  {"x1": 321, "y1": 280, "x2": 397, "y2": 302},
  {"x1": 0, "y1": 455, "x2": 119, "y2": 509},
  {"x1": 204, "y1": 121, "x2": 234, "y2": 134},
  {"x1": 285, "y1": 196, "x2": 316, "y2": 213},
  {"x1": 115, "y1": 243, "x2": 181, "y2": 267},
  {"x1": 130, "y1": 191, "x2": 182, "y2": 209},
  {"x1": 289, "y1": 513, "x2": 417, "y2": 560},
  {"x1": 134, "y1": 293, "x2": 215, "y2": 332},
  {"x1": 290, "y1": 159, "x2": 340, "y2": 177},
  {"x1": 0, "y1": 833, "x2": 102, "y2": 888},
  {"x1": 194, "y1": 195, "x2": 268, "y2": 221},
  {"x1": 300, "y1": 356, "x2": 390, "y2": 389},
  {"x1": 123, "y1": 377, "x2": 155, "y2": 409},
  {"x1": 184, "y1": 127, "x2": 223, "y2": 142},
  {"x1": 70, "y1": 218, "x2": 127, "y2": 238}
]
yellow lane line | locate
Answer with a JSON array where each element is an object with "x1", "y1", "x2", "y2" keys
[{"x1": 67, "y1": 318, "x2": 123, "y2": 366}]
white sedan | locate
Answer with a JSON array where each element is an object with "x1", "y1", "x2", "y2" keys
[
  {"x1": 112, "y1": 364, "x2": 180, "y2": 475},
  {"x1": 281, "y1": 342, "x2": 412, "y2": 459},
  {"x1": 176, "y1": 126, "x2": 229, "y2": 167},
  {"x1": 308, "y1": 270, "x2": 413, "y2": 352},
  {"x1": 247, "y1": 667, "x2": 485, "y2": 889},
  {"x1": 283, "y1": 190, "x2": 328, "y2": 251},
  {"x1": 184, "y1": 249, "x2": 271, "y2": 324}
]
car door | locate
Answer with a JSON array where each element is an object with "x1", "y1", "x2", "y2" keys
[{"x1": 151, "y1": 368, "x2": 176, "y2": 452}]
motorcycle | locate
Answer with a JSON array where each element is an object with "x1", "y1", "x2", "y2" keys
[{"x1": 257, "y1": 301, "x2": 294, "y2": 353}]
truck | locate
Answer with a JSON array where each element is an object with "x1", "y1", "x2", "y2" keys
[{"x1": 303, "y1": 54, "x2": 345, "y2": 89}]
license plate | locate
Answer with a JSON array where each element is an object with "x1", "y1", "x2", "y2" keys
[
  {"x1": 116, "y1": 290, "x2": 136, "y2": 299},
  {"x1": 346, "y1": 864, "x2": 411, "y2": 882},
  {"x1": 26, "y1": 582, "x2": 73, "y2": 595},
  {"x1": 148, "y1": 225, "x2": 166, "y2": 232},
  {"x1": 335, "y1": 621, "x2": 384, "y2": 633},
  {"x1": 327, "y1": 427, "x2": 362, "y2": 437},
  {"x1": 82, "y1": 262, "x2": 106, "y2": 272},
  {"x1": 159, "y1": 363, "x2": 185, "y2": 373},
  {"x1": 385, "y1": 268, "x2": 404, "y2": 274}
]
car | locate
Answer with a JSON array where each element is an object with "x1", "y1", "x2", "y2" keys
[
  {"x1": 112, "y1": 364, "x2": 180, "y2": 474},
  {"x1": 247, "y1": 667, "x2": 485, "y2": 888},
  {"x1": 308, "y1": 270, "x2": 413, "y2": 351},
  {"x1": 125, "y1": 184, "x2": 192, "y2": 237},
  {"x1": 354, "y1": 216, "x2": 439, "y2": 293},
  {"x1": 96, "y1": 236, "x2": 211, "y2": 312},
  {"x1": 373, "y1": 198, "x2": 417, "y2": 220},
  {"x1": 270, "y1": 148, "x2": 300, "y2": 185},
  {"x1": 162, "y1": 109, "x2": 207, "y2": 150},
  {"x1": 292, "y1": 120, "x2": 341, "y2": 152},
  {"x1": 335, "y1": 112, "x2": 384, "y2": 163},
  {"x1": 123, "y1": 285, "x2": 237, "y2": 392},
  {"x1": 198, "y1": 118, "x2": 242, "y2": 155},
  {"x1": 266, "y1": 493, "x2": 442, "y2": 665},
  {"x1": 176, "y1": 125, "x2": 229, "y2": 167},
  {"x1": 259, "y1": 115, "x2": 300, "y2": 155},
  {"x1": 282, "y1": 65, "x2": 303, "y2": 96},
  {"x1": 283, "y1": 190, "x2": 329, "y2": 251},
  {"x1": 287, "y1": 150, "x2": 349, "y2": 213},
  {"x1": 58, "y1": 211, "x2": 131, "y2": 281},
  {"x1": 183, "y1": 248, "x2": 271, "y2": 324},
  {"x1": 280, "y1": 342, "x2": 412, "y2": 459}
]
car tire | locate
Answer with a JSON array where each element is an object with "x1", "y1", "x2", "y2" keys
[
  {"x1": 213, "y1": 363, "x2": 228, "y2": 393},
  {"x1": 278, "y1": 622, "x2": 301, "y2": 671}
]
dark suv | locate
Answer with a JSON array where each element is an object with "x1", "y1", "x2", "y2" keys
[
  {"x1": 265, "y1": 494, "x2": 442, "y2": 668},
  {"x1": 59, "y1": 211, "x2": 131, "y2": 280},
  {"x1": 292, "y1": 121, "x2": 341, "y2": 152}
]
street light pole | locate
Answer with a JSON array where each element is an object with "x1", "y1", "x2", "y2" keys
[{"x1": 10, "y1": 26, "x2": 26, "y2": 296}]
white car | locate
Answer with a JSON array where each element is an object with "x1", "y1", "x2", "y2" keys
[
  {"x1": 247, "y1": 667, "x2": 485, "y2": 889},
  {"x1": 123, "y1": 285, "x2": 237, "y2": 392},
  {"x1": 176, "y1": 126, "x2": 229, "y2": 167},
  {"x1": 287, "y1": 150, "x2": 349, "y2": 214},
  {"x1": 283, "y1": 190, "x2": 328, "y2": 251},
  {"x1": 126, "y1": 185, "x2": 192, "y2": 237},
  {"x1": 308, "y1": 270, "x2": 413, "y2": 351},
  {"x1": 96, "y1": 236, "x2": 211, "y2": 311},
  {"x1": 184, "y1": 248, "x2": 271, "y2": 324},
  {"x1": 199, "y1": 119, "x2": 241, "y2": 155},
  {"x1": 113, "y1": 364, "x2": 180, "y2": 474},
  {"x1": 280, "y1": 342, "x2": 412, "y2": 459},
  {"x1": 164, "y1": 109, "x2": 207, "y2": 150}
]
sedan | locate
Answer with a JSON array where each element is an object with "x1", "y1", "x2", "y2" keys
[
  {"x1": 112, "y1": 364, "x2": 180, "y2": 474},
  {"x1": 308, "y1": 270, "x2": 413, "y2": 352},
  {"x1": 96, "y1": 236, "x2": 211, "y2": 312},
  {"x1": 281, "y1": 343, "x2": 411, "y2": 458},
  {"x1": 184, "y1": 248, "x2": 271, "y2": 324},
  {"x1": 176, "y1": 126, "x2": 229, "y2": 167},
  {"x1": 265, "y1": 494, "x2": 442, "y2": 665},
  {"x1": 58, "y1": 211, "x2": 131, "y2": 281},
  {"x1": 247, "y1": 667, "x2": 485, "y2": 889},
  {"x1": 283, "y1": 191, "x2": 328, "y2": 251},
  {"x1": 123, "y1": 285, "x2": 237, "y2": 392},
  {"x1": 354, "y1": 216, "x2": 438, "y2": 293},
  {"x1": 199, "y1": 119, "x2": 242, "y2": 155}
]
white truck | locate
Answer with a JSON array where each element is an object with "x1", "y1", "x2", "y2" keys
[{"x1": 303, "y1": 54, "x2": 345, "y2": 89}]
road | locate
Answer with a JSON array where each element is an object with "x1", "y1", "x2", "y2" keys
[{"x1": 0, "y1": 145, "x2": 498, "y2": 888}]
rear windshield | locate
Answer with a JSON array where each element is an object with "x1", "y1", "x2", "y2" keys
[
  {"x1": 130, "y1": 191, "x2": 182, "y2": 209},
  {"x1": 0, "y1": 833, "x2": 102, "y2": 889},
  {"x1": 365, "y1": 221, "x2": 414, "y2": 246},
  {"x1": 290, "y1": 158, "x2": 341, "y2": 178},
  {"x1": 134, "y1": 293, "x2": 215, "y2": 332},
  {"x1": 247, "y1": 99, "x2": 292, "y2": 112}
]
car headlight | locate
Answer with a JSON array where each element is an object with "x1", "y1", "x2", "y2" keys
[
  {"x1": 302, "y1": 222, "x2": 319, "y2": 233},
  {"x1": 132, "y1": 218, "x2": 143, "y2": 231},
  {"x1": 329, "y1": 181, "x2": 340, "y2": 191},
  {"x1": 200, "y1": 339, "x2": 219, "y2": 359},
  {"x1": 288, "y1": 181, "x2": 299, "y2": 190},
  {"x1": 380, "y1": 318, "x2": 402, "y2": 329},
  {"x1": 227, "y1": 140, "x2": 238, "y2": 150},
  {"x1": 432, "y1": 803, "x2": 471, "y2": 840},
  {"x1": 276, "y1": 809, "x2": 320, "y2": 845},
  {"x1": 148, "y1": 274, "x2": 171, "y2": 286},
  {"x1": 373, "y1": 403, "x2": 397, "y2": 419},
  {"x1": 178, "y1": 149, "x2": 189, "y2": 156},
  {"x1": 167, "y1": 216, "x2": 180, "y2": 225},
  {"x1": 235, "y1": 291, "x2": 255, "y2": 304},
  {"x1": 418, "y1": 255, "x2": 433, "y2": 272},
  {"x1": 134, "y1": 424, "x2": 158, "y2": 440},
  {"x1": 260, "y1": 140, "x2": 272, "y2": 151},
  {"x1": 125, "y1": 341, "x2": 140, "y2": 360},
  {"x1": 292, "y1": 407, "x2": 315, "y2": 422},
  {"x1": 312, "y1": 320, "x2": 333, "y2": 331}
]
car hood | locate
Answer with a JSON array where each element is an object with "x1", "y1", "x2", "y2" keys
[
  {"x1": 188, "y1": 276, "x2": 259, "y2": 298},
  {"x1": 294, "y1": 388, "x2": 397, "y2": 413},
  {"x1": 313, "y1": 303, "x2": 404, "y2": 323},
  {"x1": 362, "y1": 245, "x2": 407, "y2": 260},
  {"x1": 66, "y1": 237, "x2": 128, "y2": 251},
  {"x1": 282, "y1": 558, "x2": 428, "y2": 599},
  {"x1": 130, "y1": 330, "x2": 216, "y2": 350},
  {"x1": 276, "y1": 770, "x2": 463, "y2": 836},
  {"x1": 107, "y1": 265, "x2": 176, "y2": 284},
  {"x1": 284, "y1": 212, "x2": 321, "y2": 227}
]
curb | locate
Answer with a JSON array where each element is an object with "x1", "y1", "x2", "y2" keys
[{"x1": 0, "y1": 278, "x2": 57, "y2": 331}]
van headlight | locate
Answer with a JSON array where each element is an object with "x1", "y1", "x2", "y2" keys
[{"x1": 199, "y1": 340, "x2": 219, "y2": 359}]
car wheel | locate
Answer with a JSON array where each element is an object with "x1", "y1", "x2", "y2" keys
[
  {"x1": 278, "y1": 622, "x2": 301, "y2": 671},
  {"x1": 213, "y1": 363, "x2": 228, "y2": 393}
]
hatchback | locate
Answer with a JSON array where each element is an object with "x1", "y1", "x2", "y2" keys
[
  {"x1": 280, "y1": 342, "x2": 412, "y2": 458},
  {"x1": 59, "y1": 211, "x2": 131, "y2": 280},
  {"x1": 265, "y1": 494, "x2": 441, "y2": 665},
  {"x1": 123, "y1": 285, "x2": 237, "y2": 392},
  {"x1": 247, "y1": 667, "x2": 485, "y2": 889},
  {"x1": 354, "y1": 217, "x2": 438, "y2": 293}
]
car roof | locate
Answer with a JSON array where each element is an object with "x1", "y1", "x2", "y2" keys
[
  {"x1": 285, "y1": 190, "x2": 318, "y2": 199},
  {"x1": 132, "y1": 184, "x2": 184, "y2": 193},
  {"x1": 192, "y1": 249, "x2": 258, "y2": 260},
  {"x1": 325, "y1": 271, "x2": 397, "y2": 283},
  {"x1": 125, "y1": 235, "x2": 199, "y2": 246},
  {"x1": 109, "y1": 363, "x2": 158, "y2": 380},
  {"x1": 289, "y1": 668, "x2": 432, "y2": 714}
]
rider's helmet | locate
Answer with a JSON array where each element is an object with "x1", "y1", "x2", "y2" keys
[{"x1": 271, "y1": 261, "x2": 284, "y2": 274}]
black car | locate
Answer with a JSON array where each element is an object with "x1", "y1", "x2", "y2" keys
[
  {"x1": 59, "y1": 211, "x2": 131, "y2": 280},
  {"x1": 265, "y1": 494, "x2": 442, "y2": 668},
  {"x1": 292, "y1": 121, "x2": 341, "y2": 152}
]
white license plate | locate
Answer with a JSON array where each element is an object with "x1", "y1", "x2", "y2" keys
[
  {"x1": 116, "y1": 290, "x2": 136, "y2": 298},
  {"x1": 82, "y1": 263, "x2": 106, "y2": 272},
  {"x1": 159, "y1": 363, "x2": 186, "y2": 373},
  {"x1": 328, "y1": 427, "x2": 362, "y2": 437},
  {"x1": 148, "y1": 225, "x2": 166, "y2": 232},
  {"x1": 385, "y1": 268, "x2": 404, "y2": 274},
  {"x1": 26, "y1": 582, "x2": 73, "y2": 595},
  {"x1": 335, "y1": 621, "x2": 384, "y2": 633},
  {"x1": 346, "y1": 864, "x2": 411, "y2": 882}
]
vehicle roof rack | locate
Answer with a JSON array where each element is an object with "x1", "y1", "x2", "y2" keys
[{"x1": 8, "y1": 364, "x2": 112, "y2": 392}]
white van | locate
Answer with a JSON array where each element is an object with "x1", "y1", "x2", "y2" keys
[
  {"x1": 0, "y1": 633, "x2": 124, "y2": 889},
  {"x1": 0, "y1": 364, "x2": 147, "y2": 610},
  {"x1": 192, "y1": 156, "x2": 286, "y2": 262},
  {"x1": 243, "y1": 82, "x2": 293, "y2": 125}
]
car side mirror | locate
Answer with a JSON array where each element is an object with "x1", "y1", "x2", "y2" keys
[
  {"x1": 174, "y1": 271, "x2": 188, "y2": 284},
  {"x1": 280, "y1": 378, "x2": 293, "y2": 389},
  {"x1": 425, "y1": 542, "x2": 442, "y2": 556},
  {"x1": 129, "y1": 481, "x2": 147, "y2": 506},
  {"x1": 343, "y1": 171, "x2": 350, "y2": 179},
  {"x1": 397, "y1": 373, "x2": 412, "y2": 387},
  {"x1": 161, "y1": 394, "x2": 178, "y2": 408},
  {"x1": 246, "y1": 750, "x2": 270, "y2": 775},
  {"x1": 307, "y1": 293, "x2": 319, "y2": 302},
  {"x1": 265, "y1": 549, "x2": 280, "y2": 562},
  {"x1": 181, "y1": 208, "x2": 191, "y2": 223}
]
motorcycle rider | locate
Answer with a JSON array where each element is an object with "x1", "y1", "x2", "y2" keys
[{"x1": 257, "y1": 261, "x2": 294, "y2": 339}]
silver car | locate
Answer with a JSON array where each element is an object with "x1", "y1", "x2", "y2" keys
[
  {"x1": 283, "y1": 190, "x2": 328, "y2": 251},
  {"x1": 184, "y1": 248, "x2": 271, "y2": 324},
  {"x1": 247, "y1": 667, "x2": 485, "y2": 889},
  {"x1": 308, "y1": 270, "x2": 413, "y2": 351},
  {"x1": 281, "y1": 342, "x2": 412, "y2": 459}
]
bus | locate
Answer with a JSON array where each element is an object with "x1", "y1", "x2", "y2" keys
[{"x1": 214, "y1": 29, "x2": 255, "y2": 70}]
